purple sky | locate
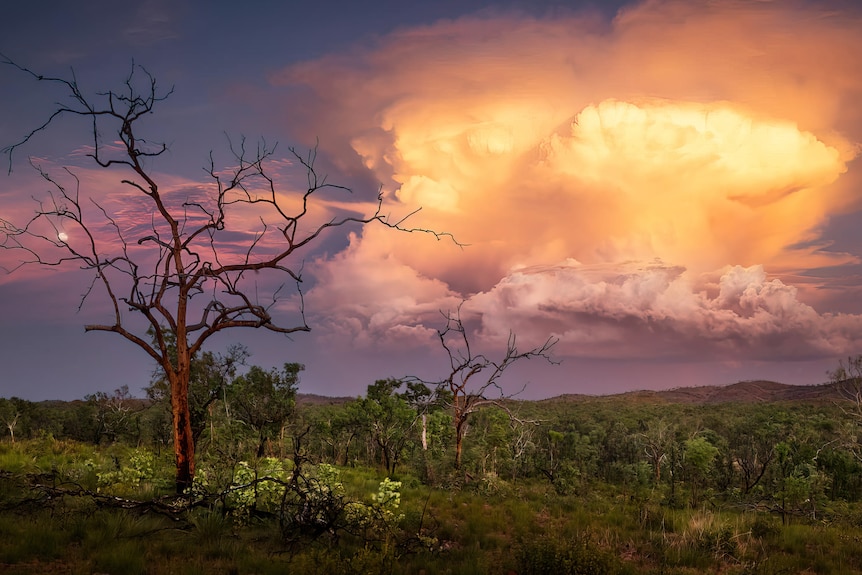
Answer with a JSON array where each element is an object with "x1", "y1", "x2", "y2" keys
[{"x1": 2, "y1": 0, "x2": 862, "y2": 401}]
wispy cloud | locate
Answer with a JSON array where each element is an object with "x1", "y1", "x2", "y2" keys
[{"x1": 123, "y1": 0, "x2": 181, "y2": 47}]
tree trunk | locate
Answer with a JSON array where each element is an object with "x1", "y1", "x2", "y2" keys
[
  {"x1": 381, "y1": 444, "x2": 392, "y2": 474},
  {"x1": 342, "y1": 433, "x2": 354, "y2": 466},
  {"x1": 169, "y1": 369, "x2": 195, "y2": 494},
  {"x1": 455, "y1": 421, "x2": 465, "y2": 470}
]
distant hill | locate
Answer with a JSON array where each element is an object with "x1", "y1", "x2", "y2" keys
[
  {"x1": 24, "y1": 381, "x2": 851, "y2": 407},
  {"x1": 296, "y1": 393, "x2": 353, "y2": 406},
  {"x1": 546, "y1": 380, "x2": 847, "y2": 405}
]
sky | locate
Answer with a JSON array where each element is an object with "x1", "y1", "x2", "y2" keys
[{"x1": 1, "y1": 0, "x2": 861, "y2": 401}]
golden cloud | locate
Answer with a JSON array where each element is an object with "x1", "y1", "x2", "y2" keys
[{"x1": 282, "y1": 0, "x2": 862, "y2": 360}]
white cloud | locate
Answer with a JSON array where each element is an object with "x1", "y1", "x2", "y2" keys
[{"x1": 469, "y1": 261, "x2": 862, "y2": 360}]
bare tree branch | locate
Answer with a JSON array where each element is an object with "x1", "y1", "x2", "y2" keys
[
  {"x1": 829, "y1": 355, "x2": 862, "y2": 462},
  {"x1": 1, "y1": 58, "x2": 456, "y2": 492},
  {"x1": 406, "y1": 304, "x2": 557, "y2": 469}
]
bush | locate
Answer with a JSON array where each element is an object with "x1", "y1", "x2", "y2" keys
[
  {"x1": 516, "y1": 532, "x2": 616, "y2": 575},
  {"x1": 751, "y1": 515, "x2": 780, "y2": 540}
]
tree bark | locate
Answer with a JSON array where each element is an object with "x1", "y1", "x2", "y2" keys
[
  {"x1": 169, "y1": 369, "x2": 195, "y2": 494},
  {"x1": 455, "y1": 420, "x2": 465, "y2": 470}
]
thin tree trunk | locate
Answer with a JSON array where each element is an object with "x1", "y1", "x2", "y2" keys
[
  {"x1": 455, "y1": 422, "x2": 465, "y2": 469},
  {"x1": 5, "y1": 413, "x2": 17, "y2": 443}
]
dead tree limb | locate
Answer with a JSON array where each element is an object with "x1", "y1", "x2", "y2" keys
[{"x1": 1, "y1": 57, "x2": 457, "y2": 493}]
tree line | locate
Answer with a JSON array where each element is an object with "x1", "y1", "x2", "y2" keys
[
  {"x1": 3, "y1": 56, "x2": 861, "y2": 519},
  {"x1": 4, "y1": 357, "x2": 862, "y2": 523}
]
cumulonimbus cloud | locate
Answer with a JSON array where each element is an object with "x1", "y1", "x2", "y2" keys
[{"x1": 278, "y1": 0, "x2": 862, "y2": 362}]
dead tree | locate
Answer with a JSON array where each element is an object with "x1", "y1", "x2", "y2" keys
[
  {"x1": 0, "y1": 58, "x2": 451, "y2": 493},
  {"x1": 829, "y1": 355, "x2": 862, "y2": 462},
  {"x1": 638, "y1": 418, "x2": 674, "y2": 484},
  {"x1": 419, "y1": 308, "x2": 557, "y2": 470}
]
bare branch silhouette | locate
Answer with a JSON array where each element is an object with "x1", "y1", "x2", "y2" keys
[{"x1": 1, "y1": 58, "x2": 456, "y2": 493}]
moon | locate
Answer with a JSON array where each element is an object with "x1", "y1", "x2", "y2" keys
[{"x1": 58, "y1": 232, "x2": 68, "y2": 242}]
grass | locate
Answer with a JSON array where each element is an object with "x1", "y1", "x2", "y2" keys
[
  {"x1": 0, "y1": 516, "x2": 67, "y2": 564},
  {"x1": 5, "y1": 439, "x2": 862, "y2": 574},
  {"x1": 90, "y1": 540, "x2": 148, "y2": 575}
]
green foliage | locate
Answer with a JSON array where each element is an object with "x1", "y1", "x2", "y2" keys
[
  {"x1": 147, "y1": 335, "x2": 249, "y2": 446},
  {"x1": 345, "y1": 379, "x2": 418, "y2": 474},
  {"x1": 95, "y1": 448, "x2": 166, "y2": 493},
  {"x1": 229, "y1": 362, "x2": 301, "y2": 456},
  {"x1": 225, "y1": 457, "x2": 292, "y2": 516},
  {"x1": 9, "y1": 383, "x2": 862, "y2": 572},
  {"x1": 0, "y1": 442, "x2": 32, "y2": 473},
  {"x1": 516, "y1": 533, "x2": 617, "y2": 575}
]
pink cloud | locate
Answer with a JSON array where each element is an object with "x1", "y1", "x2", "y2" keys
[
  {"x1": 0, "y1": 153, "x2": 385, "y2": 328},
  {"x1": 268, "y1": 0, "x2": 862, "y2": 365},
  {"x1": 469, "y1": 261, "x2": 862, "y2": 360},
  {"x1": 303, "y1": 228, "x2": 462, "y2": 349}
]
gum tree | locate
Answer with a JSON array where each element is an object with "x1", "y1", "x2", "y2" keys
[
  {"x1": 230, "y1": 362, "x2": 302, "y2": 458},
  {"x1": 146, "y1": 338, "x2": 250, "y2": 447},
  {"x1": 0, "y1": 58, "x2": 448, "y2": 493},
  {"x1": 347, "y1": 378, "x2": 419, "y2": 474}
]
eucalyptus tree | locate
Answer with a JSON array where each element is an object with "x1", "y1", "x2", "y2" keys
[
  {"x1": 727, "y1": 415, "x2": 780, "y2": 494},
  {"x1": 683, "y1": 436, "x2": 719, "y2": 507},
  {"x1": 0, "y1": 57, "x2": 450, "y2": 492},
  {"x1": 146, "y1": 338, "x2": 249, "y2": 447},
  {"x1": 229, "y1": 363, "x2": 302, "y2": 457},
  {"x1": 347, "y1": 378, "x2": 418, "y2": 474},
  {"x1": 637, "y1": 418, "x2": 675, "y2": 484},
  {"x1": 85, "y1": 385, "x2": 136, "y2": 444}
]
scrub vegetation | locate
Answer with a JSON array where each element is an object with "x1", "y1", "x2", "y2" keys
[
  {"x1": 3, "y1": 367, "x2": 862, "y2": 574},
  {"x1": 4, "y1": 59, "x2": 862, "y2": 575}
]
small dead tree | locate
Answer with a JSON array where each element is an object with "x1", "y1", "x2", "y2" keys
[
  {"x1": 86, "y1": 384, "x2": 135, "y2": 444},
  {"x1": 638, "y1": 418, "x2": 674, "y2": 484},
  {"x1": 829, "y1": 355, "x2": 862, "y2": 462},
  {"x1": 0, "y1": 400, "x2": 20, "y2": 443},
  {"x1": 0, "y1": 58, "x2": 451, "y2": 493},
  {"x1": 418, "y1": 308, "x2": 557, "y2": 470}
]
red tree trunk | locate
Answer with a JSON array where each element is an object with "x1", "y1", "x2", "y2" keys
[{"x1": 169, "y1": 369, "x2": 195, "y2": 494}]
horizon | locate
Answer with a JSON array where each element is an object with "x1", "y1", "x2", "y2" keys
[{"x1": 8, "y1": 377, "x2": 842, "y2": 405}]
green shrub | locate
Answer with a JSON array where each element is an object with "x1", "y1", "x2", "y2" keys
[
  {"x1": 0, "y1": 443, "x2": 33, "y2": 473},
  {"x1": 751, "y1": 515, "x2": 780, "y2": 540},
  {"x1": 189, "y1": 509, "x2": 234, "y2": 547},
  {"x1": 516, "y1": 532, "x2": 616, "y2": 575}
]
